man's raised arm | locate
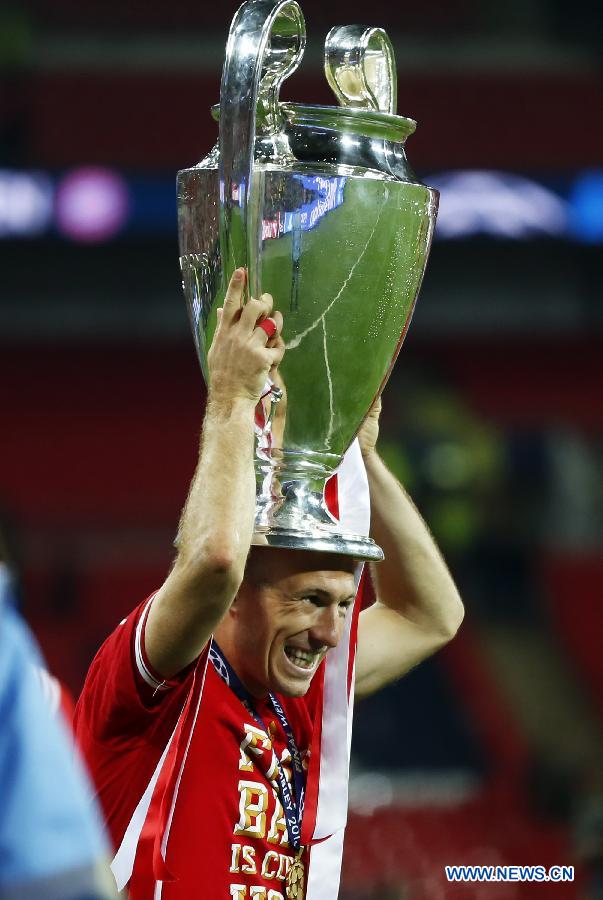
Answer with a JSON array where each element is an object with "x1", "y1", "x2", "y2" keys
[
  {"x1": 145, "y1": 269, "x2": 284, "y2": 679},
  {"x1": 355, "y1": 399, "x2": 465, "y2": 699}
]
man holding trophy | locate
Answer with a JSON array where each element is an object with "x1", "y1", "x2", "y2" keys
[{"x1": 74, "y1": 2, "x2": 463, "y2": 898}]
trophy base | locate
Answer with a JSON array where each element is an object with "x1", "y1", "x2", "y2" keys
[
  {"x1": 252, "y1": 525, "x2": 384, "y2": 561},
  {"x1": 252, "y1": 474, "x2": 384, "y2": 561}
]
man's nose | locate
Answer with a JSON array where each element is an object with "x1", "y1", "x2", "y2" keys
[{"x1": 309, "y1": 605, "x2": 341, "y2": 650}]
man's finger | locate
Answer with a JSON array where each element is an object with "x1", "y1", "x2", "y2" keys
[
  {"x1": 268, "y1": 342, "x2": 286, "y2": 368},
  {"x1": 252, "y1": 317, "x2": 279, "y2": 345},
  {"x1": 270, "y1": 310, "x2": 283, "y2": 343},
  {"x1": 221, "y1": 269, "x2": 246, "y2": 323},
  {"x1": 239, "y1": 293, "x2": 273, "y2": 330}
]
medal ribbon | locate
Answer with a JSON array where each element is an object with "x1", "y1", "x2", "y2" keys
[{"x1": 210, "y1": 642, "x2": 305, "y2": 852}]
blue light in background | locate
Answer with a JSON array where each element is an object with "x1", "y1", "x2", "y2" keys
[
  {"x1": 0, "y1": 170, "x2": 53, "y2": 238},
  {"x1": 569, "y1": 171, "x2": 603, "y2": 243},
  {"x1": 127, "y1": 175, "x2": 177, "y2": 234},
  {"x1": 427, "y1": 171, "x2": 568, "y2": 239}
]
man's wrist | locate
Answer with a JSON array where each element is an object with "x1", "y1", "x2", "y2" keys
[
  {"x1": 360, "y1": 445, "x2": 379, "y2": 464},
  {"x1": 206, "y1": 390, "x2": 257, "y2": 421}
]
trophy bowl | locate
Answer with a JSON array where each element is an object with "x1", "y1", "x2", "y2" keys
[{"x1": 177, "y1": 0, "x2": 438, "y2": 561}]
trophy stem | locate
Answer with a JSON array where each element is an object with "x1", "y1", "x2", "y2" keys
[{"x1": 252, "y1": 449, "x2": 384, "y2": 561}]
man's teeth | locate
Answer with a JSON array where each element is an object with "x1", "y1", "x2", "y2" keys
[{"x1": 284, "y1": 647, "x2": 318, "y2": 670}]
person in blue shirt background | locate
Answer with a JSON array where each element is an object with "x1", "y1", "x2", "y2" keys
[{"x1": 0, "y1": 549, "x2": 118, "y2": 900}]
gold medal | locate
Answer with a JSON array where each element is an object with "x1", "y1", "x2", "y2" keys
[{"x1": 285, "y1": 849, "x2": 305, "y2": 900}]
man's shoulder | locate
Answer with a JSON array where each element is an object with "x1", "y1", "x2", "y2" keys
[{"x1": 74, "y1": 595, "x2": 196, "y2": 746}]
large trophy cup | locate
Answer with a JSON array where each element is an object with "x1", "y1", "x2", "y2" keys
[{"x1": 177, "y1": 0, "x2": 438, "y2": 561}]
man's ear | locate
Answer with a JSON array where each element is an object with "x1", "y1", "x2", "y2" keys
[{"x1": 228, "y1": 583, "x2": 246, "y2": 614}]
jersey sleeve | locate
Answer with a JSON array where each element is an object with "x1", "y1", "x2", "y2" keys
[{"x1": 74, "y1": 594, "x2": 195, "y2": 744}]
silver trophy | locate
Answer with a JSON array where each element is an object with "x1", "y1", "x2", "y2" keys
[{"x1": 177, "y1": 0, "x2": 438, "y2": 560}]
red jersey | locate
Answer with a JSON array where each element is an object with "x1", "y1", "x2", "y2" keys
[{"x1": 74, "y1": 596, "x2": 323, "y2": 899}]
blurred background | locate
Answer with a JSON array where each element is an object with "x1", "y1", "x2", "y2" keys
[{"x1": 1, "y1": 0, "x2": 602, "y2": 897}]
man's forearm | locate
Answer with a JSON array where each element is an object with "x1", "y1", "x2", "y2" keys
[
  {"x1": 176, "y1": 395, "x2": 256, "y2": 584},
  {"x1": 364, "y1": 449, "x2": 464, "y2": 639}
]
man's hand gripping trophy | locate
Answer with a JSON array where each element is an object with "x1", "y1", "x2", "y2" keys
[{"x1": 208, "y1": 268, "x2": 285, "y2": 414}]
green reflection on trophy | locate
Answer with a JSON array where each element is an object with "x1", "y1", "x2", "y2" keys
[{"x1": 177, "y1": 0, "x2": 438, "y2": 560}]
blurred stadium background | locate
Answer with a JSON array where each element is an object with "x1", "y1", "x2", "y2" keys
[{"x1": 1, "y1": 0, "x2": 602, "y2": 897}]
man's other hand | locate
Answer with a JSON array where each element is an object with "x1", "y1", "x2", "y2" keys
[{"x1": 208, "y1": 268, "x2": 285, "y2": 408}]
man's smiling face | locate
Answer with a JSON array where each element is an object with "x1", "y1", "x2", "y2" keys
[{"x1": 217, "y1": 548, "x2": 358, "y2": 698}]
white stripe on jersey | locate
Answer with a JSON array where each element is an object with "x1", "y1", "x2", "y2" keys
[
  {"x1": 110, "y1": 722, "x2": 177, "y2": 891},
  {"x1": 134, "y1": 594, "x2": 170, "y2": 692}
]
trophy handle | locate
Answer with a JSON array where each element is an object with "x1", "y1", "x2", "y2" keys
[
  {"x1": 324, "y1": 25, "x2": 397, "y2": 115},
  {"x1": 219, "y1": 0, "x2": 306, "y2": 303}
]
